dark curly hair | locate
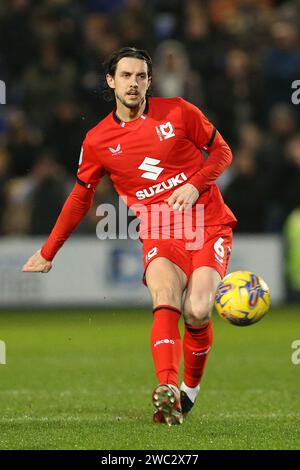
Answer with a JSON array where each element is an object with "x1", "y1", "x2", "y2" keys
[{"x1": 102, "y1": 46, "x2": 152, "y2": 101}]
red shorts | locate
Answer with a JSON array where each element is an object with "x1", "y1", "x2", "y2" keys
[{"x1": 142, "y1": 225, "x2": 233, "y2": 284}]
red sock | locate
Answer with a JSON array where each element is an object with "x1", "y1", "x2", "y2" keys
[
  {"x1": 150, "y1": 305, "x2": 182, "y2": 387},
  {"x1": 183, "y1": 320, "x2": 213, "y2": 388}
]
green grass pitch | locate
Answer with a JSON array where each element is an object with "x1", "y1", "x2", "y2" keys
[{"x1": 0, "y1": 306, "x2": 299, "y2": 450}]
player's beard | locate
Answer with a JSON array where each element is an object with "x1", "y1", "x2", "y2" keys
[{"x1": 116, "y1": 91, "x2": 145, "y2": 110}]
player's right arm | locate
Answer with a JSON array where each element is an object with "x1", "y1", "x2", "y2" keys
[{"x1": 22, "y1": 136, "x2": 104, "y2": 273}]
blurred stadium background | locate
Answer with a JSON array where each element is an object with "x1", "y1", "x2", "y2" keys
[
  {"x1": 0, "y1": 0, "x2": 300, "y2": 306},
  {"x1": 0, "y1": 0, "x2": 300, "y2": 450}
]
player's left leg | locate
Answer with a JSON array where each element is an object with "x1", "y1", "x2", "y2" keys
[
  {"x1": 181, "y1": 225, "x2": 233, "y2": 416},
  {"x1": 181, "y1": 266, "x2": 220, "y2": 415}
]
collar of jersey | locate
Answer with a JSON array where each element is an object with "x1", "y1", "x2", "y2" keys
[{"x1": 113, "y1": 99, "x2": 149, "y2": 127}]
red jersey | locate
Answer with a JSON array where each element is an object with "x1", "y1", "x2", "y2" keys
[
  {"x1": 41, "y1": 97, "x2": 237, "y2": 261},
  {"x1": 78, "y1": 97, "x2": 236, "y2": 227}
]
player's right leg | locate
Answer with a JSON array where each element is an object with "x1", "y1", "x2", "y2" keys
[
  {"x1": 144, "y1": 252, "x2": 188, "y2": 425},
  {"x1": 180, "y1": 225, "x2": 233, "y2": 417}
]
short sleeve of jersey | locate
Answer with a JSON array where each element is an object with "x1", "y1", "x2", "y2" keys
[
  {"x1": 180, "y1": 98, "x2": 216, "y2": 150},
  {"x1": 76, "y1": 136, "x2": 105, "y2": 190}
]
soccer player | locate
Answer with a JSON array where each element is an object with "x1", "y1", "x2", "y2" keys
[{"x1": 22, "y1": 47, "x2": 237, "y2": 426}]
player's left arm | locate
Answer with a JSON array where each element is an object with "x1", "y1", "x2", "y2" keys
[{"x1": 166, "y1": 98, "x2": 232, "y2": 211}]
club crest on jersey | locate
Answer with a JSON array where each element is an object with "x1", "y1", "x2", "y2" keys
[
  {"x1": 108, "y1": 144, "x2": 122, "y2": 156},
  {"x1": 155, "y1": 121, "x2": 175, "y2": 141}
]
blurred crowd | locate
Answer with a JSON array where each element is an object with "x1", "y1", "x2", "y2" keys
[{"x1": 0, "y1": 0, "x2": 300, "y2": 236}]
